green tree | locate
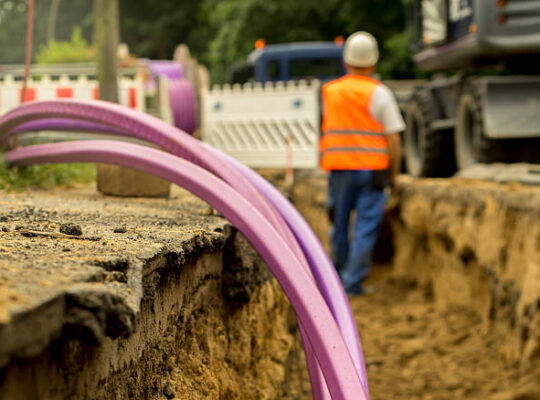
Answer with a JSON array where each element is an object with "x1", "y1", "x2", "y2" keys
[
  {"x1": 0, "y1": 0, "x2": 45, "y2": 63},
  {"x1": 203, "y1": 0, "x2": 408, "y2": 81},
  {"x1": 0, "y1": 0, "x2": 415, "y2": 77},
  {"x1": 0, "y1": 0, "x2": 92, "y2": 64},
  {"x1": 118, "y1": 0, "x2": 213, "y2": 64}
]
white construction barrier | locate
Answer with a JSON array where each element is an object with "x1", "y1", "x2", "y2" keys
[
  {"x1": 0, "y1": 73, "x2": 144, "y2": 116},
  {"x1": 201, "y1": 80, "x2": 321, "y2": 169}
]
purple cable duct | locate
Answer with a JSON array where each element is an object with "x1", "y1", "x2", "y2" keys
[
  {"x1": 0, "y1": 103, "x2": 331, "y2": 398},
  {"x1": 12, "y1": 118, "x2": 128, "y2": 136},
  {"x1": 4, "y1": 140, "x2": 368, "y2": 400},
  {"x1": 147, "y1": 60, "x2": 184, "y2": 80},
  {"x1": 146, "y1": 60, "x2": 197, "y2": 135},
  {"x1": 7, "y1": 119, "x2": 331, "y2": 399},
  {"x1": 0, "y1": 100, "x2": 306, "y2": 272},
  {"x1": 212, "y1": 147, "x2": 370, "y2": 394},
  {"x1": 168, "y1": 79, "x2": 198, "y2": 135},
  {"x1": 7, "y1": 119, "x2": 313, "y2": 287},
  {"x1": 0, "y1": 101, "x2": 369, "y2": 394}
]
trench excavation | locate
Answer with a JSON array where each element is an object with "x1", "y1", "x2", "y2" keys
[
  {"x1": 2, "y1": 100, "x2": 540, "y2": 399},
  {"x1": 292, "y1": 173, "x2": 540, "y2": 399}
]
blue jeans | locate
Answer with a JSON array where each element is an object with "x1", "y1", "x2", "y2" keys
[{"x1": 328, "y1": 170, "x2": 387, "y2": 294}]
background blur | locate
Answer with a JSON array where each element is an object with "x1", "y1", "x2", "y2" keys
[{"x1": 0, "y1": 0, "x2": 416, "y2": 81}]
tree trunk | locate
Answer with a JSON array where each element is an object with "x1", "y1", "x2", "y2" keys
[
  {"x1": 46, "y1": 0, "x2": 61, "y2": 44},
  {"x1": 94, "y1": 0, "x2": 119, "y2": 102},
  {"x1": 93, "y1": 0, "x2": 170, "y2": 198}
]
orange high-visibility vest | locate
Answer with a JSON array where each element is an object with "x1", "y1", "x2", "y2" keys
[{"x1": 320, "y1": 74, "x2": 389, "y2": 171}]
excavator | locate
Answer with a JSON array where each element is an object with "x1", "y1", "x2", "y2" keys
[{"x1": 404, "y1": 0, "x2": 540, "y2": 177}]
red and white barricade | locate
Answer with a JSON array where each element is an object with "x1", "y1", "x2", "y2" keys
[{"x1": 0, "y1": 74, "x2": 144, "y2": 115}]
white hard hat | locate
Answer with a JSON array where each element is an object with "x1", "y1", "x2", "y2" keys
[{"x1": 343, "y1": 31, "x2": 379, "y2": 68}]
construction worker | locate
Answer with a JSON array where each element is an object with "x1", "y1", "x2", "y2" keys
[{"x1": 320, "y1": 31, "x2": 404, "y2": 295}]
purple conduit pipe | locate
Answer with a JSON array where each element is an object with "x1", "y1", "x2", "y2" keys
[
  {"x1": 147, "y1": 60, "x2": 198, "y2": 135},
  {"x1": 0, "y1": 105, "x2": 332, "y2": 398},
  {"x1": 146, "y1": 60, "x2": 184, "y2": 80},
  {"x1": 6, "y1": 119, "x2": 330, "y2": 399},
  {"x1": 4, "y1": 140, "x2": 368, "y2": 400},
  {"x1": 211, "y1": 147, "x2": 370, "y2": 394},
  {"x1": 12, "y1": 118, "x2": 128, "y2": 136},
  {"x1": 0, "y1": 101, "x2": 308, "y2": 274},
  {"x1": 0, "y1": 100, "x2": 370, "y2": 395},
  {"x1": 168, "y1": 79, "x2": 198, "y2": 135}
]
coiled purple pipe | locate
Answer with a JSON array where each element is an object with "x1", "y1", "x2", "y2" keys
[
  {"x1": 146, "y1": 60, "x2": 184, "y2": 80},
  {"x1": 147, "y1": 60, "x2": 198, "y2": 135},
  {"x1": 4, "y1": 140, "x2": 367, "y2": 400},
  {"x1": 168, "y1": 79, "x2": 197, "y2": 135},
  {"x1": 0, "y1": 100, "x2": 370, "y2": 395}
]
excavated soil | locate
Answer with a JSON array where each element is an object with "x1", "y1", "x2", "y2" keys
[
  {"x1": 3, "y1": 172, "x2": 540, "y2": 399},
  {"x1": 0, "y1": 184, "x2": 310, "y2": 400},
  {"x1": 351, "y1": 266, "x2": 540, "y2": 400},
  {"x1": 293, "y1": 173, "x2": 540, "y2": 400}
]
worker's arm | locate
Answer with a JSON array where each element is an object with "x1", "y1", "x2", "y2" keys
[
  {"x1": 386, "y1": 132, "x2": 402, "y2": 189},
  {"x1": 370, "y1": 84, "x2": 405, "y2": 189}
]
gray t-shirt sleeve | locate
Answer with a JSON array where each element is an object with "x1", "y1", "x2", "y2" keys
[{"x1": 370, "y1": 84, "x2": 406, "y2": 134}]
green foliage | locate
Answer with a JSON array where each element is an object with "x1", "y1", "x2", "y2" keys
[
  {"x1": 205, "y1": 0, "x2": 331, "y2": 81},
  {"x1": 203, "y1": 0, "x2": 409, "y2": 81},
  {"x1": 0, "y1": 0, "x2": 44, "y2": 63},
  {"x1": 0, "y1": 0, "x2": 93, "y2": 64},
  {"x1": 118, "y1": 0, "x2": 414, "y2": 81},
  {"x1": 36, "y1": 26, "x2": 94, "y2": 64},
  {"x1": 0, "y1": 160, "x2": 96, "y2": 191},
  {"x1": 379, "y1": 31, "x2": 421, "y2": 79},
  {"x1": 119, "y1": 0, "x2": 213, "y2": 64},
  {"x1": 0, "y1": 0, "x2": 418, "y2": 77}
]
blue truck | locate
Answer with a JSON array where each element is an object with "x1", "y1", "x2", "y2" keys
[{"x1": 228, "y1": 41, "x2": 346, "y2": 84}]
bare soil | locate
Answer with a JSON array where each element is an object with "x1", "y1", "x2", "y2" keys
[
  {"x1": 292, "y1": 173, "x2": 540, "y2": 400},
  {"x1": 3, "y1": 174, "x2": 540, "y2": 399},
  {"x1": 0, "y1": 184, "x2": 309, "y2": 400},
  {"x1": 352, "y1": 266, "x2": 540, "y2": 400}
]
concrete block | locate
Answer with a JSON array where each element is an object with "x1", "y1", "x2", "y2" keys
[{"x1": 97, "y1": 164, "x2": 170, "y2": 198}]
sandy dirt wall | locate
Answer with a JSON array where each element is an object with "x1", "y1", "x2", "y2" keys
[
  {"x1": 392, "y1": 178, "x2": 540, "y2": 368},
  {"x1": 292, "y1": 171, "x2": 540, "y2": 399},
  {"x1": 0, "y1": 187, "x2": 309, "y2": 400},
  {"x1": 292, "y1": 171, "x2": 540, "y2": 369}
]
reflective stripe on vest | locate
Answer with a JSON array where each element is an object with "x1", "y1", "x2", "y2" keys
[{"x1": 320, "y1": 75, "x2": 389, "y2": 171}]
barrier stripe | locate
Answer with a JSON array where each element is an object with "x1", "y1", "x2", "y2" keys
[
  {"x1": 56, "y1": 87, "x2": 73, "y2": 98},
  {"x1": 18, "y1": 88, "x2": 35, "y2": 102},
  {"x1": 129, "y1": 88, "x2": 137, "y2": 109}
]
